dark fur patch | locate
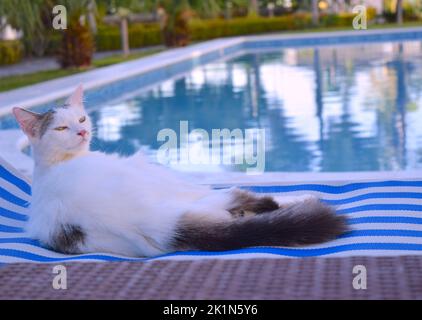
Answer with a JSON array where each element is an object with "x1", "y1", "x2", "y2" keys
[
  {"x1": 229, "y1": 190, "x2": 279, "y2": 217},
  {"x1": 52, "y1": 224, "x2": 85, "y2": 254},
  {"x1": 172, "y1": 198, "x2": 348, "y2": 251},
  {"x1": 38, "y1": 110, "x2": 56, "y2": 137}
]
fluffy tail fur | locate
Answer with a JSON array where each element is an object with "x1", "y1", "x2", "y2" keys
[{"x1": 172, "y1": 198, "x2": 348, "y2": 251}]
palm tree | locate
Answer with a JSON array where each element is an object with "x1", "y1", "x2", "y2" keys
[
  {"x1": 0, "y1": 0, "x2": 53, "y2": 56},
  {"x1": 57, "y1": 0, "x2": 95, "y2": 68},
  {"x1": 157, "y1": 0, "x2": 221, "y2": 47},
  {"x1": 0, "y1": 0, "x2": 95, "y2": 66}
]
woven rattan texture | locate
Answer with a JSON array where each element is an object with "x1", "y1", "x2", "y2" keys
[{"x1": 1, "y1": 256, "x2": 421, "y2": 299}]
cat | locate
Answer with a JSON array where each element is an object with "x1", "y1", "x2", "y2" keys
[{"x1": 13, "y1": 85, "x2": 347, "y2": 257}]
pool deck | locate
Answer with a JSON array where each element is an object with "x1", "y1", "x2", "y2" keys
[{"x1": 1, "y1": 27, "x2": 422, "y2": 182}]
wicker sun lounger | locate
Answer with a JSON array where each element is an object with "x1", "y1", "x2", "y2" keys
[{"x1": 1, "y1": 156, "x2": 422, "y2": 299}]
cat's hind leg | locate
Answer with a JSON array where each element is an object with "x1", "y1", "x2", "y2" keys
[
  {"x1": 227, "y1": 188, "x2": 279, "y2": 218},
  {"x1": 189, "y1": 188, "x2": 279, "y2": 219}
]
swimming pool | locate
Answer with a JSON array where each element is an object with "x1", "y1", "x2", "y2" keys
[{"x1": 2, "y1": 31, "x2": 422, "y2": 173}]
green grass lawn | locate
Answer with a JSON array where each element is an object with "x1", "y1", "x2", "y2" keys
[
  {"x1": 0, "y1": 21, "x2": 421, "y2": 93},
  {"x1": 91, "y1": 49, "x2": 162, "y2": 68},
  {"x1": 0, "y1": 49, "x2": 163, "y2": 93}
]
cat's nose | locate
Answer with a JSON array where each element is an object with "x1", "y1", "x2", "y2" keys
[{"x1": 77, "y1": 129, "x2": 88, "y2": 137}]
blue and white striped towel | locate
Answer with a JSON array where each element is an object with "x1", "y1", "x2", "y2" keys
[{"x1": 1, "y1": 157, "x2": 422, "y2": 264}]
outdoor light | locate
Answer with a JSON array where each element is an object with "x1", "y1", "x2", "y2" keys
[{"x1": 318, "y1": 1, "x2": 329, "y2": 10}]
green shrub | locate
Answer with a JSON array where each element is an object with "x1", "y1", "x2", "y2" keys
[
  {"x1": 190, "y1": 14, "x2": 313, "y2": 40},
  {"x1": 53, "y1": 10, "x2": 401, "y2": 54},
  {"x1": 366, "y1": 7, "x2": 377, "y2": 21},
  {"x1": 0, "y1": 40, "x2": 23, "y2": 65},
  {"x1": 95, "y1": 14, "x2": 317, "y2": 51},
  {"x1": 95, "y1": 25, "x2": 120, "y2": 51},
  {"x1": 96, "y1": 23, "x2": 162, "y2": 51},
  {"x1": 45, "y1": 33, "x2": 62, "y2": 56},
  {"x1": 320, "y1": 13, "x2": 355, "y2": 27},
  {"x1": 383, "y1": 4, "x2": 421, "y2": 23},
  {"x1": 320, "y1": 9, "x2": 380, "y2": 27},
  {"x1": 130, "y1": 24, "x2": 162, "y2": 48}
]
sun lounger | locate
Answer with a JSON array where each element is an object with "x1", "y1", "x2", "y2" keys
[{"x1": 1, "y1": 156, "x2": 422, "y2": 299}]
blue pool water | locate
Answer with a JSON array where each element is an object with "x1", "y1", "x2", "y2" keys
[{"x1": 2, "y1": 38, "x2": 422, "y2": 173}]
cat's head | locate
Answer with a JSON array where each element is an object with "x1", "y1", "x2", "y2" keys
[{"x1": 13, "y1": 85, "x2": 92, "y2": 165}]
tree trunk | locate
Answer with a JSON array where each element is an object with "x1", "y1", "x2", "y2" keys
[
  {"x1": 224, "y1": 0, "x2": 232, "y2": 20},
  {"x1": 312, "y1": 0, "x2": 319, "y2": 26},
  {"x1": 87, "y1": 0, "x2": 97, "y2": 34},
  {"x1": 120, "y1": 17, "x2": 129, "y2": 57},
  {"x1": 249, "y1": 0, "x2": 258, "y2": 16},
  {"x1": 396, "y1": 0, "x2": 403, "y2": 25}
]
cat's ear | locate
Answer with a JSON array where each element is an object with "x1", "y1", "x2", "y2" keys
[
  {"x1": 13, "y1": 107, "x2": 42, "y2": 138},
  {"x1": 66, "y1": 84, "x2": 84, "y2": 108}
]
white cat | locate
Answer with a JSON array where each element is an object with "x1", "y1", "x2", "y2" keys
[{"x1": 13, "y1": 85, "x2": 347, "y2": 257}]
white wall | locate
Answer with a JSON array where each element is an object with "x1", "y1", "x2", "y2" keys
[{"x1": 1, "y1": 25, "x2": 20, "y2": 40}]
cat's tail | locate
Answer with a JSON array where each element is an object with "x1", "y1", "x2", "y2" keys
[{"x1": 172, "y1": 197, "x2": 348, "y2": 251}]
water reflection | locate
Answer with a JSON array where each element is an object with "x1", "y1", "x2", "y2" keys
[{"x1": 90, "y1": 40, "x2": 422, "y2": 172}]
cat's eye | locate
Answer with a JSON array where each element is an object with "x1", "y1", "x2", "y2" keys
[
  {"x1": 79, "y1": 116, "x2": 86, "y2": 123},
  {"x1": 54, "y1": 126, "x2": 68, "y2": 131}
]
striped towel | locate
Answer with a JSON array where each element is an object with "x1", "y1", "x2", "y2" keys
[{"x1": 1, "y1": 156, "x2": 422, "y2": 264}]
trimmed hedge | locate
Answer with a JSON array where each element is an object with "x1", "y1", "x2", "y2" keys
[
  {"x1": 94, "y1": 14, "x2": 316, "y2": 50},
  {"x1": 96, "y1": 24, "x2": 162, "y2": 51},
  {"x1": 0, "y1": 40, "x2": 23, "y2": 65},
  {"x1": 190, "y1": 9, "x2": 378, "y2": 40},
  {"x1": 320, "y1": 7, "x2": 377, "y2": 27},
  {"x1": 93, "y1": 10, "x2": 379, "y2": 51},
  {"x1": 190, "y1": 14, "x2": 313, "y2": 40}
]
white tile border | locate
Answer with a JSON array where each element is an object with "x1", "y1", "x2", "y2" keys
[
  {"x1": 1, "y1": 27, "x2": 422, "y2": 182},
  {"x1": 190, "y1": 170, "x2": 422, "y2": 186}
]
